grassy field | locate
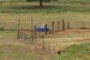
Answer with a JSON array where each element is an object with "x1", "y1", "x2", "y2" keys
[
  {"x1": 0, "y1": 29, "x2": 90, "y2": 60},
  {"x1": 0, "y1": 31, "x2": 43, "y2": 60},
  {"x1": 53, "y1": 43, "x2": 90, "y2": 60},
  {"x1": 0, "y1": 0, "x2": 90, "y2": 60},
  {"x1": 0, "y1": 0, "x2": 90, "y2": 13},
  {"x1": 0, "y1": 12, "x2": 90, "y2": 30},
  {"x1": 0, "y1": 0, "x2": 90, "y2": 29},
  {"x1": 0, "y1": 3, "x2": 90, "y2": 14}
]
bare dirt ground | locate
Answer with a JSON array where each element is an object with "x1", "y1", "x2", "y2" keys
[
  {"x1": 44, "y1": 29, "x2": 90, "y2": 51},
  {"x1": 22, "y1": 29, "x2": 90, "y2": 60}
]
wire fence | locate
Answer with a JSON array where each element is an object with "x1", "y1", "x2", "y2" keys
[{"x1": 1, "y1": 17, "x2": 90, "y2": 59}]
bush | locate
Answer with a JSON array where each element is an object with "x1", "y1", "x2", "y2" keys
[{"x1": 0, "y1": 27, "x2": 5, "y2": 31}]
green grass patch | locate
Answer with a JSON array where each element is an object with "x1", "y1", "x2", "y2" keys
[
  {"x1": 0, "y1": 0, "x2": 90, "y2": 13},
  {"x1": 53, "y1": 43, "x2": 90, "y2": 60},
  {"x1": 0, "y1": 3, "x2": 90, "y2": 14}
]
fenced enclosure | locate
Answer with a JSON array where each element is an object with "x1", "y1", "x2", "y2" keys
[
  {"x1": 1, "y1": 16, "x2": 90, "y2": 43},
  {"x1": 1, "y1": 15, "x2": 90, "y2": 59}
]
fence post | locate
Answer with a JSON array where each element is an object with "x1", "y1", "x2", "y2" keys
[
  {"x1": 31, "y1": 17, "x2": 34, "y2": 43},
  {"x1": 52, "y1": 21, "x2": 54, "y2": 33},
  {"x1": 34, "y1": 25, "x2": 37, "y2": 43},
  {"x1": 17, "y1": 18, "x2": 21, "y2": 39},
  {"x1": 57, "y1": 21, "x2": 60, "y2": 32},
  {"x1": 62, "y1": 19, "x2": 65, "y2": 31},
  {"x1": 34, "y1": 25, "x2": 36, "y2": 35},
  {"x1": 45, "y1": 24, "x2": 48, "y2": 35}
]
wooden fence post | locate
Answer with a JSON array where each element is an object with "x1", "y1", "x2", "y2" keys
[
  {"x1": 62, "y1": 19, "x2": 65, "y2": 31},
  {"x1": 45, "y1": 24, "x2": 48, "y2": 35},
  {"x1": 17, "y1": 18, "x2": 21, "y2": 39},
  {"x1": 31, "y1": 17, "x2": 34, "y2": 43},
  {"x1": 52, "y1": 21, "x2": 54, "y2": 33},
  {"x1": 34, "y1": 25, "x2": 37, "y2": 43}
]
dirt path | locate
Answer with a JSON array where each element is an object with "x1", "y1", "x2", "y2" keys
[
  {"x1": 24, "y1": 29, "x2": 90, "y2": 60},
  {"x1": 30, "y1": 44, "x2": 50, "y2": 60}
]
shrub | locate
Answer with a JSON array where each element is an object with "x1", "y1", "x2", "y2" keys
[{"x1": 0, "y1": 27, "x2": 5, "y2": 31}]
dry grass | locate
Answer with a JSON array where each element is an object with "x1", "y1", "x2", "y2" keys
[
  {"x1": 0, "y1": 12, "x2": 90, "y2": 30},
  {"x1": 0, "y1": 29, "x2": 90, "y2": 60},
  {"x1": 0, "y1": 31, "x2": 43, "y2": 60}
]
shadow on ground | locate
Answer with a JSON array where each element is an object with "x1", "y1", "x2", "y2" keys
[
  {"x1": 1, "y1": 4, "x2": 90, "y2": 13},
  {"x1": 10, "y1": 5, "x2": 62, "y2": 9}
]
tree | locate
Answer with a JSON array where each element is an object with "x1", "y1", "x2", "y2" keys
[
  {"x1": 26, "y1": 0, "x2": 57, "y2": 7},
  {"x1": 40, "y1": 0, "x2": 43, "y2": 7}
]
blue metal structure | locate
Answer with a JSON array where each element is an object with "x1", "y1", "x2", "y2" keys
[{"x1": 36, "y1": 26, "x2": 49, "y2": 32}]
